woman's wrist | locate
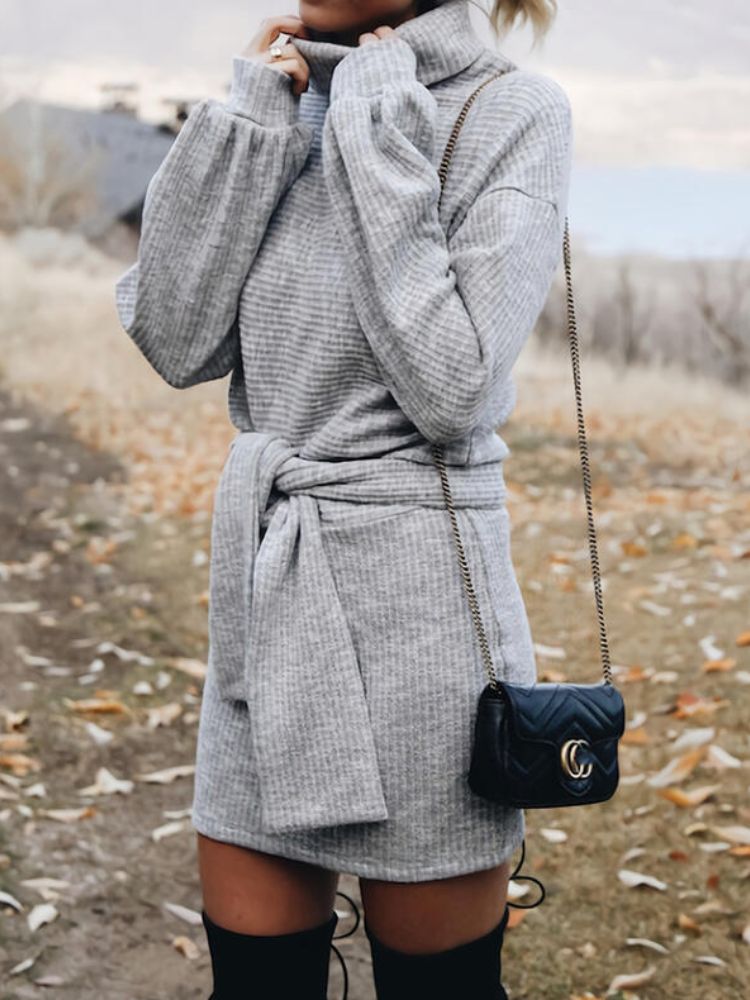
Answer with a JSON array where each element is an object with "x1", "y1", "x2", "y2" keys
[{"x1": 226, "y1": 54, "x2": 301, "y2": 125}]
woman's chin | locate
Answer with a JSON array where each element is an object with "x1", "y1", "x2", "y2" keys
[{"x1": 297, "y1": 0, "x2": 351, "y2": 33}]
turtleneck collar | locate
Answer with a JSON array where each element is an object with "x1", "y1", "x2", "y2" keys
[{"x1": 290, "y1": 0, "x2": 487, "y2": 97}]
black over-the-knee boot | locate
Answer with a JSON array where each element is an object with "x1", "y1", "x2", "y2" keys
[
  {"x1": 201, "y1": 907, "x2": 339, "y2": 999},
  {"x1": 365, "y1": 902, "x2": 510, "y2": 1000}
]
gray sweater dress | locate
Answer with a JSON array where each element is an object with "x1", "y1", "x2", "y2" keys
[{"x1": 114, "y1": 0, "x2": 573, "y2": 881}]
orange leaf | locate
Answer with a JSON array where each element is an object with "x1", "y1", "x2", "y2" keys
[
  {"x1": 672, "y1": 696, "x2": 730, "y2": 719},
  {"x1": 621, "y1": 727, "x2": 650, "y2": 746},
  {"x1": 647, "y1": 747, "x2": 706, "y2": 787},
  {"x1": 621, "y1": 540, "x2": 648, "y2": 557},
  {"x1": 623, "y1": 664, "x2": 650, "y2": 682},
  {"x1": 0, "y1": 734, "x2": 29, "y2": 752},
  {"x1": 0, "y1": 753, "x2": 41, "y2": 775},
  {"x1": 658, "y1": 785, "x2": 721, "y2": 807},
  {"x1": 672, "y1": 532, "x2": 698, "y2": 550},
  {"x1": 677, "y1": 913, "x2": 701, "y2": 934},
  {"x1": 701, "y1": 658, "x2": 736, "y2": 673},
  {"x1": 64, "y1": 698, "x2": 130, "y2": 716}
]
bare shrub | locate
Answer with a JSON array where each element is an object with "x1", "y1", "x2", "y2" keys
[
  {"x1": 0, "y1": 107, "x2": 102, "y2": 232},
  {"x1": 538, "y1": 239, "x2": 750, "y2": 389}
]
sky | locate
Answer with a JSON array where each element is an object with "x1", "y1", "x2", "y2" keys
[{"x1": 1, "y1": 0, "x2": 748, "y2": 258}]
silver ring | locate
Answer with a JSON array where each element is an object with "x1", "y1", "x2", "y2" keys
[{"x1": 268, "y1": 44, "x2": 285, "y2": 60}]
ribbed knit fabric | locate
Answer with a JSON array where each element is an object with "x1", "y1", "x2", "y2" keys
[{"x1": 114, "y1": 0, "x2": 573, "y2": 878}]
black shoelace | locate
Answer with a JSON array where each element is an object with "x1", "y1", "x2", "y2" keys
[
  {"x1": 329, "y1": 838, "x2": 544, "y2": 998},
  {"x1": 330, "y1": 889, "x2": 360, "y2": 1000},
  {"x1": 505, "y1": 837, "x2": 546, "y2": 910}
]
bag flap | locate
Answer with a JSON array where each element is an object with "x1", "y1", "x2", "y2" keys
[{"x1": 498, "y1": 681, "x2": 626, "y2": 745}]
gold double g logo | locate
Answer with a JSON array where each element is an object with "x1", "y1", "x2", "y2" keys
[{"x1": 560, "y1": 739, "x2": 593, "y2": 779}]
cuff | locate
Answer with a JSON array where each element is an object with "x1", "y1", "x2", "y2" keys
[
  {"x1": 226, "y1": 55, "x2": 300, "y2": 125},
  {"x1": 329, "y1": 36, "x2": 417, "y2": 102}
]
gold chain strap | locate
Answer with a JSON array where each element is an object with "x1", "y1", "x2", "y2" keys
[{"x1": 433, "y1": 71, "x2": 613, "y2": 691}]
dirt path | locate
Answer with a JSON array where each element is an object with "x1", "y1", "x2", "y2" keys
[{"x1": 0, "y1": 387, "x2": 368, "y2": 999}]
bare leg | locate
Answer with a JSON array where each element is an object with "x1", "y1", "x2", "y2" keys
[
  {"x1": 197, "y1": 833, "x2": 340, "y2": 934},
  {"x1": 359, "y1": 859, "x2": 511, "y2": 954}
]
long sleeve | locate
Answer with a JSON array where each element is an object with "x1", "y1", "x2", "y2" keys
[
  {"x1": 322, "y1": 37, "x2": 573, "y2": 444},
  {"x1": 114, "y1": 57, "x2": 313, "y2": 389}
]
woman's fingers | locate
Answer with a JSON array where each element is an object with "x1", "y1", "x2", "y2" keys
[
  {"x1": 239, "y1": 14, "x2": 307, "y2": 55},
  {"x1": 238, "y1": 15, "x2": 311, "y2": 96},
  {"x1": 358, "y1": 25, "x2": 397, "y2": 44},
  {"x1": 264, "y1": 52, "x2": 310, "y2": 96},
  {"x1": 256, "y1": 14, "x2": 311, "y2": 50}
]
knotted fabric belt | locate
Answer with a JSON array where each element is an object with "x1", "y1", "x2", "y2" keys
[{"x1": 207, "y1": 430, "x2": 508, "y2": 834}]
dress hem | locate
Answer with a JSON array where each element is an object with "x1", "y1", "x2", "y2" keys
[{"x1": 190, "y1": 811, "x2": 526, "y2": 883}]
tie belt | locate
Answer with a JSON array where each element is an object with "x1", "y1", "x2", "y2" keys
[{"x1": 207, "y1": 430, "x2": 508, "y2": 834}]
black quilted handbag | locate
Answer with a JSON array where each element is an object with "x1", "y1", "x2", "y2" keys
[{"x1": 432, "y1": 74, "x2": 627, "y2": 876}]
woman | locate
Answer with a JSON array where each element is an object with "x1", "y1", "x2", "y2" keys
[{"x1": 115, "y1": 0, "x2": 571, "y2": 996}]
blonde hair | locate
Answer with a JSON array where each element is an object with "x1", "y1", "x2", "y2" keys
[
  {"x1": 417, "y1": 1, "x2": 558, "y2": 46},
  {"x1": 487, "y1": 0, "x2": 558, "y2": 45}
]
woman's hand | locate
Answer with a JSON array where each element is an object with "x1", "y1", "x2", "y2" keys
[
  {"x1": 238, "y1": 15, "x2": 312, "y2": 97},
  {"x1": 355, "y1": 25, "x2": 397, "y2": 45}
]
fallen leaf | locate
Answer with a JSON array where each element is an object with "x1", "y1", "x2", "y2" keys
[
  {"x1": 709, "y1": 825, "x2": 750, "y2": 845},
  {"x1": 173, "y1": 935, "x2": 200, "y2": 960},
  {"x1": 621, "y1": 726, "x2": 650, "y2": 745},
  {"x1": 77, "y1": 767, "x2": 134, "y2": 797},
  {"x1": 705, "y1": 745, "x2": 741, "y2": 769},
  {"x1": 146, "y1": 703, "x2": 183, "y2": 729},
  {"x1": 83, "y1": 721, "x2": 115, "y2": 746},
  {"x1": 647, "y1": 747, "x2": 705, "y2": 787},
  {"x1": 0, "y1": 734, "x2": 29, "y2": 751},
  {"x1": 38, "y1": 806, "x2": 96, "y2": 823},
  {"x1": 702, "y1": 657, "x2": 736, "y2": 673},
  {"x1": 625, "y1": 937, "x2": 670, "y2": 954},
  {"x1": 163, "y1": 902, "x2": 202, "y2": 926},
  {"x1": 699, "y1": 635, "x2": 724, "y2": 660},
  {"x1": 64, "y1": 697, "x2": 131, "y2": 716},
  {"x1": 34, "y1": 974, "x2": 66, "y2": 987},
  {"x1": 27, "y1": 903, "x2": 58, "y2": 932},
  {"x1": 20, "y1": 878, "x2": 71, "y2": 901},
  {"x1": 658, "y1": 785, "x2": 721, "y2": 807},
  {"x1": 0, "y1": 753, "x2": 41, "y2": 776},
  {"x1": 96, "y1": 640, "x2": 155, "y2": 666},
  {"x1": 0, "y1": 890, "x2": 23, "y2": 912},
  {"x1": 677, "y1": 913, "x2": 701, "y2": 934},
  {"x1": 136, "y1": 764, "x2": 195, "y2": 784},
  {"x1": 8, "y1": 956, "x2": 37, "y2": 976},
  {"x1": 671, "y1": 727, "x2": 715, "y2": 750},
  {"x1": 607, "y1": 965, "x2": 657, "y2": 991},
  {"x1": 618, "y1": 869, "x2": 668, "y2": 891},
  {"x1": 621, "y1": 540, "x2": 648, "y2": 557},
  {"x1": 539, "y1": 828, "x2": 568, "y2": 844},
  {"x1": 169, "y1": 657, "x2": 207, "y2": 680},
  {"x1": 152, "y1": 820, "x2": 189, "y2": 842}
]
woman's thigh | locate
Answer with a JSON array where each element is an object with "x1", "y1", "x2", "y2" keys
[
  {"x1": 197, "y1": 833, "x2": 340, "y2": 934},
  {"x1": 359, "y1": 860, "x2": 511, "y2": 954}
]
